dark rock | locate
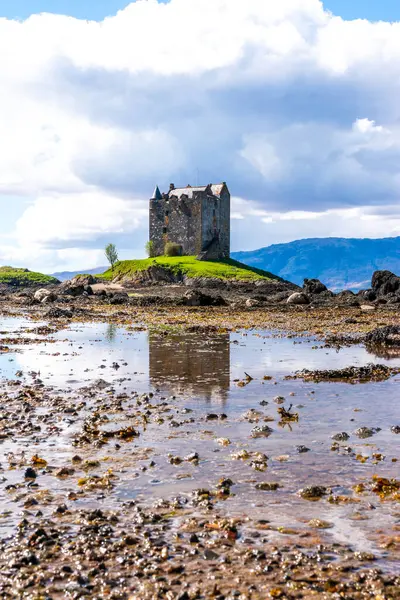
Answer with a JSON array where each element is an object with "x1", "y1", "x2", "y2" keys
[
  {"x1": 298, "y1": 485, "x2": 327, "y2": 499},
  {"x1": 183, "y1": 290, "x2": 226, "y2": 307},
  {"x1": 60, "y1": 282, "x2": 85, "y2": 297},
  {"x1": 303, "y1": 278, "x2": 328, "y2": 295},
  {"x1": 371, "y1": 270, "x2": 400, "y2": 296},
  {"x1": 365, "y1": 325, "x2": 400, "y2": 347},
  {"x1": 331, "y1": 432, "x2": 350, "y2": 442},
  {"x1": 296, "y1": 445, "x2": 311, "y2": 453},
  {"x1": 24, "y1": 467, "x2": 37, "y2": 479},
  {"x1": 45, "y1": 307, "x2": 73, "y2": 319},
  {"x1": 354, "y1": 427, "x2": 380, "y2": 439},
  {"x1": 109, "y1": 292, "x2": 129, "y2": 305},
  {"x1": 391, "y1": 425, "x2": 400, "y2": 434}
]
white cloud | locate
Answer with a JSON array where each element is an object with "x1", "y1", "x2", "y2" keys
[{"x1": 1, "y1": 0, "x2": 400, "y2": 270}]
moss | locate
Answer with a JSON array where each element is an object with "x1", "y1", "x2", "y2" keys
[
  {"x1": 0, "y1": 267, "x2": 59, "y2": 287},
  {"x1": 99, "y1": 256, "x2": 279, "y2": 282}
]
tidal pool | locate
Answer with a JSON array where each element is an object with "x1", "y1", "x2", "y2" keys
[{"x1": 0, "y1": 316, "x2": 399, "y2": 568}]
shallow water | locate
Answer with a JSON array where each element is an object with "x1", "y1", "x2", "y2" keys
[{"x1": 1, "y1": 316, "x2": 399, "y2": 565}]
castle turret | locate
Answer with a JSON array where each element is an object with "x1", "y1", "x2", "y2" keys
[{"x1": 152, "y1": 185, "x2": 162, "y2": 200}]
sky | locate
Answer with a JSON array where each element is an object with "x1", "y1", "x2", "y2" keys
[{"x1": 2, "y1": 0, "x2": 400, "y2": 272}]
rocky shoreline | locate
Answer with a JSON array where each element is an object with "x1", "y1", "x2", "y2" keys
[{"x1": 1, "y1": 270, "x2": 400, "y2": 599}]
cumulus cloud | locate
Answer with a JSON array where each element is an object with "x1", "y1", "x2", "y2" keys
[{"x1": 1, "y1": 0, "x2": 400, "y2": 270}]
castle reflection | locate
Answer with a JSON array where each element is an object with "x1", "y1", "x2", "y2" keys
[{"x1": 149, "y1": 331, "x2": 230, "y2": 402}]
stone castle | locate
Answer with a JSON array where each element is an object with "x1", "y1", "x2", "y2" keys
[{"x1": 149, "y1": 182, "x2": 230, "y2": 260}]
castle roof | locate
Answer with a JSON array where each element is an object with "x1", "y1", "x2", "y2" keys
[{"x1": 168, "y1": 183, "x2": 228, "y2": 199}]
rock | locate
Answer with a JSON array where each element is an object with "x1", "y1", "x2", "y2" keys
[
  {"x1": 251, "y1": 425, "x2": 273, "y2": 438},
  {"x1": 255, "y1": 482, "x2": 280, "y2": 491},
  {"x1": 391, "y1": 425, "x2": 400, "y2": 434},
  {"x1": 331, "y1": 432, "x2": 350, "y2": 442},
  {"x1": 371, "y1": 270, "x2": 400, "y2": 297},
  {"x1": 45, "y1": 307, "x2": 73, "y2": 319},
  {"x1": 303, "y1": 278, "x2": 328, "y2": 295},
  {"x1": 336, "y1": 290, "x2": 359, "y2": 307},
  {"x1": 365, "y1": 325, "x2": 400, "y2": 347},
  {"x1": 296, "y1": 445, "x2": 311, "y2": 453},
  {"x1": 60, "y1": 281, "x2": 86, "y2": 297},
  {"x1": 109, "y1": 292, "x2": 129, "y2": 305},
  {"x1": 41, "y1": 292, "x2": 57, "y2": 304},
  {"x1": 34, "y1": 288, "x2": 53, "y2": 302},
  {"x1": 287, "y1": 292, "x2": 310, "y2": 305},
  {"x1": 24, "y1": 467, "x2": 37, "y2": 479},
  {"x1": 360, "y1": 304, "x2": 376, "y2": 312},
  {"x1": 72, "y1": 275, "x2": 96, "y2": 286},
  {"x1": 359, "y1": 289, "x2": 377, "y2": 302},
  {"x1": 354, "y1": 427, "x2": 380, "y2": 439},
  {"x1": 183, "y1": 290, "x2": 226, "y2": 307},
  {"x1": 245, "y1": 298, "x2": 260, "y2": 308},
  {"x1": 204, "y1": 549, "x2": 219, "y2": 561},
  {"x1": 298, "y1": 485, "x2": 327, "y2": 500}
]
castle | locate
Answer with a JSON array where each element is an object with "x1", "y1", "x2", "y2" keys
[{"x1": 149, "y1": 182, "x2": 230, "y2": 260}]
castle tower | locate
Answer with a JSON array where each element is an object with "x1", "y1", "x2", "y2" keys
[{"x1": 149, "y1": 182, "x2": 230, "y2": 259}]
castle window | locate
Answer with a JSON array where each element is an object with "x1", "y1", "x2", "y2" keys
[
  {"x1": 213, "y1": 209, "x2": 216, "y2": 217},
  {"x1": 165, "y1": 210, "x2": 169, "y2": 216},
  {"x1": 163, "y1": 227, "x2": 167, "y2": 234}
]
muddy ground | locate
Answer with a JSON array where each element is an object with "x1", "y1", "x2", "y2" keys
[{"x1": 0, "y1": 292, "x2": 399, "y2": 599}]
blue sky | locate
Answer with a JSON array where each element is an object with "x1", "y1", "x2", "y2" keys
[
  {"x1": 2, "y1": 0, "x2": 400, "y2": 272},
  {"x1": 2, "y1": 0, "x2": 400, "y2": 22}
]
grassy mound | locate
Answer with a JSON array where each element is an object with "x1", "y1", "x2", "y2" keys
[
  {"x1": 0, "y1": 266, "x2": 59, "y2": 287},
  {"x1": 99, "y1": 257, "x2": 280, "y2": 282}
]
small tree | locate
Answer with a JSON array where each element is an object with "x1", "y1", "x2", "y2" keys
[
  {"x1": 164, "y1": 242, "x2": 183, "y2": 257},
  {"x1": 145, "y1": 240, "x2": 156, "y2": 258},
  {"x1": 105, "y1": 243, "x2": 119, "y2": 273}
]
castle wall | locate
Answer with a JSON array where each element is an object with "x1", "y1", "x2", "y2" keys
[
  {"x1": 200, "y1": 190, "x2": 230, "y2": 259},
  {"x1": 149, "y1": 195, "x2": 202, "y2": 256}
]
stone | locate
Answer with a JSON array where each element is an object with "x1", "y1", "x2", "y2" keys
[
  {"x1": 354, "y1": 427, "x2": 380, "y2": 439},
  {"x1": 365, "y1": 325, "x2": 400, "y2": 347},
  {"x1": 34, "y1": 288, "x2": 52, "y2": 302},
  {"x1": 303, "y1": 278, "x2": 328, "y2": 295},
  {"x1": 331, "y1": 432, "x2": 350, "y2": 442},
  {"x1": 371, "y1": 270, "x2": 400, "y2": 296},
  {"x1": 287, "y1": 292, "x2": 310, "y2": 305}
]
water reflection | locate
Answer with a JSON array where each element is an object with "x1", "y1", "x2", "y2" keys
[{"x1": 149, "y1": 331, "x2": 230, "y2": 402}]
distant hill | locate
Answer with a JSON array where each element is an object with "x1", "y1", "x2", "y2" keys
[
  {"x1": 232, "y1": 237, "x2": 400, "y2": 291},
  {"x1": 51, "y1": 267, "x2": 107, "y2": 282}
]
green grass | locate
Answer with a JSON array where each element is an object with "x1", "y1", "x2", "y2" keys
[
  {"x1": 0, "y1": 266, "x2": 59, "y2": 287},
  {"x1": 99, "y1": 257, "x2": 280, "y2": 282}
]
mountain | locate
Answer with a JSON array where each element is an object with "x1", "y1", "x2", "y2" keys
[
  {"x1": 232, "y1": 237, "x2": 400, "y2": 291},
  {"x1": 51, "y1": 267, "x2": 107, "y2": 282}
]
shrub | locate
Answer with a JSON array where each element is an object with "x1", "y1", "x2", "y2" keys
[
  {"x1": 164, "y1": 242, "x2": 183, "y2": 257},
  {"x1": 145, "y1": 240, "x2": 156, "y2": 258}
]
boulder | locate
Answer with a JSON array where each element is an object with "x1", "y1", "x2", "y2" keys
[
  {"x1": 287, "y1": 292, "x2": 310, "y2": 305},
  {"x1": 371, "y1": 270, "x2": 400, "y2": 297},
  {"x1": 109, "y1": 292, "x2": 129, "y2": 305},
  {"x1": 183, "y1": 290, "x2": 226, "y2": 307},
  {"x1": 303, "y1": 278, "x2": 328, "y2": 295},
  {"x1": 59, "y1": 281, "x2": 86, "y2": 297},
  {"x1": 72, "y1": 275, "x2": 96, "y2": 286},
  {"x1": 34, "y1": 288, "x2": 52, "y2": 303}
]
